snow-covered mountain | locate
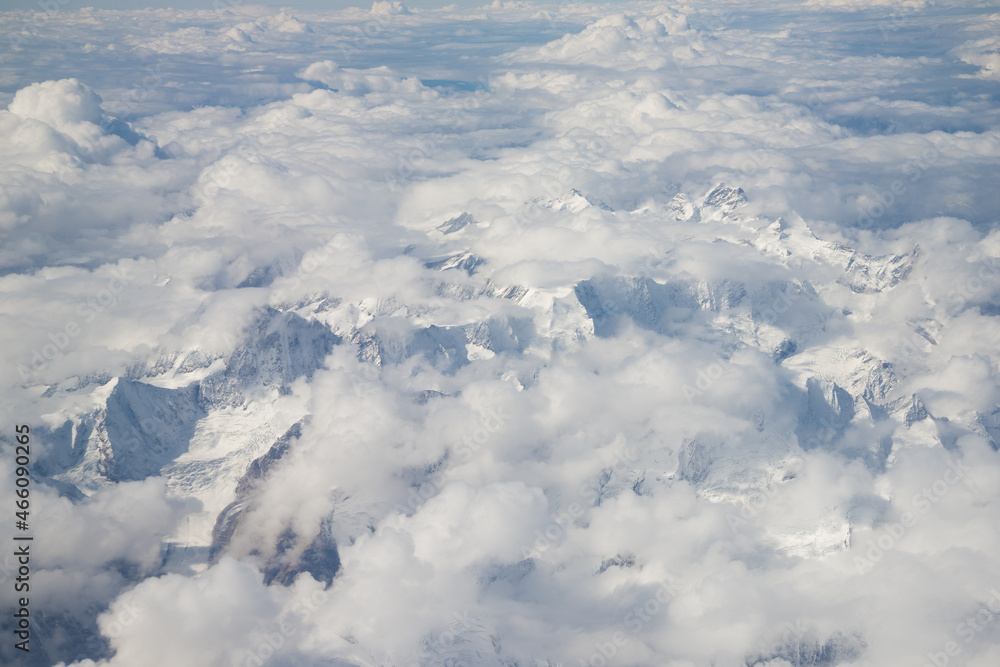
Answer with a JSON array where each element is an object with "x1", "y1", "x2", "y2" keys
[
  {"x1": 3, "y1": 3, "x2": 1000, "y2": 666},
  {"x1": 12, "y1": 162, "x2": 993, "y2": 666}
]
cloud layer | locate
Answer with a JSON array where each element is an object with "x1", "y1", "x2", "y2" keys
[{"x1": 0, "y1": 1, "x2": 999, "y2": 666}]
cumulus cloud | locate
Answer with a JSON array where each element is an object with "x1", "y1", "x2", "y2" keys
[
  {"x1": 8, "y1": 78, "x2": 104, "y2": 130},
  {"x1": 0, "y1": 1, "x2": 999, "y2": 666}
]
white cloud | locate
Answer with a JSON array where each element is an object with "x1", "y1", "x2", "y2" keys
[
  {"x1": 9, "y1": 78, "x2": 104, "y2": 130},
  {"x1": 1, "y1": 1, "x2": 999, "y2": 666}
]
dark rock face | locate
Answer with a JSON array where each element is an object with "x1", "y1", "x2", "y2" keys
[
  {"x1": 237, "y1": 264, "x2": 284, "y2": 289},
  {"x1": 425, "y1": 250, "x2": 486, "y2": 275},
  {"x1": 210, "y1": 421, "x2": 301, "y2": 561},
  {"x1": 37, "y1": 379, "x2": 207, "y2": 485},
  {"x1": 796, "y1": 378, "x2": 893, "y2": 472},
  {"x1": 354, "y1": 313, "x2": 534, "y2": 374},
  {"x1": 210, "y1": 421, "x2": 340, "y2": 587},
  {"x1": 976, "y1": 407, "x2": 1000, "y2": 451},
  {"x1": 199, "y1": 307, "x2": 341, "y2": 407},
  {"x1": 262, "y1": 517, "x2": 341, "y2": 587},
  {"x1": 774, "y1": 338, "x2": 798, "y2": 362},
  {"x1": 575, "y1": 275, "x2": 819, "y2": 339},
  {"x1": 438, "y1": 211, "x2": 475, "y2": 234},
  {"x1": 905, "y1": 393, "x2": 930, "y2": 426},
  {"x1": 33, "y1": 419, "x2": 84, "y2": 477},
  {"x1": 703, "y1": 183, "x2": 748, "y2": 211},
  {"x1": 237, "y1": 421, "x2": 300, "y2": 498},
  {"x1": 0, "y1": 601, "x2": 114, "y2": 667},
  {"x1": 37, "y1": 307, "x2": 341, "y2": 488},
  {"x1": 98, "y1": 379, "x2": 206, "y2": 482},
  {"x1": 839, "y1": 247, "x2": 917, "y2": 294},
  {"x1": 597, "y1": 553, "x2": 635, "y2": 574},
  {"x1": 236, "y1": 249, "x2": 304, "y2": 288},
  {"x1": 745, "y1": 630, "x2": 866, "y2": 666}
]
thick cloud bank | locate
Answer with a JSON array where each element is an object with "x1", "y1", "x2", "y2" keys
[{"x1": 1, "y1": 1, "x2": 1000, "y2": 666}]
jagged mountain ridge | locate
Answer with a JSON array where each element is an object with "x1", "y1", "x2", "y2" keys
[
  {"x1": 38, "y1": 308, "x2": 341, "y2": 490},
  {"x1": 20, "y1": 181, "x2": 971, "y2": 667},
  {"x1": 210, "y1": 421, "x2": 341, "y2": 586},
  {"x1": 35, "y1": 184, "x2": 938, "y2": 534}
]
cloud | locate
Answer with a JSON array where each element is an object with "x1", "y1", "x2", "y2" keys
[
  {"x1": 298, "y1": 61, "x2": 438, "y2": 98},
  {"x1": 82, "y1": 558, "x2": 283, "y2": 667},
  {"x1": 505, "y1": 10, "x2": 693, "y2": 70},
  {"x1": 9, "y1": 78, "x2": 104, "y2": 130},
  {"x1": 1, "y1": 1, "x2": 999, "y2": 666},
  {"x1": 954, "y1": 33, "x2": 1000, "y2": 81}
]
